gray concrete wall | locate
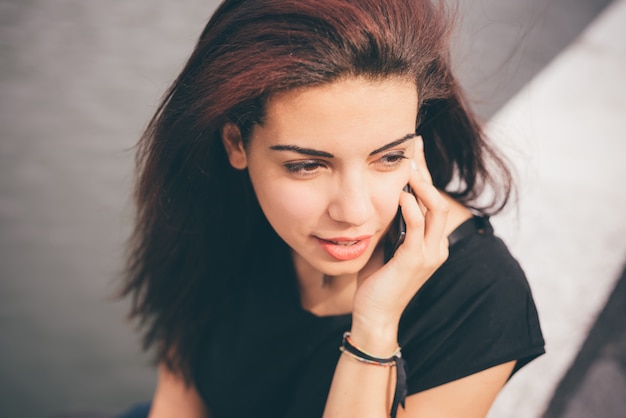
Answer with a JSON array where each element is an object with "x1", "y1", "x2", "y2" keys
[{"x1": 1, "y1": 2, "x2": 221, "y2": 415}]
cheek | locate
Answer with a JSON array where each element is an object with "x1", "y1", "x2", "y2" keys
[
  {"x1": 374, "y1": 188, "x2": 402, "y2": 226},
  {"x1": 254, "y1": 179, "x2": 324, "y2": 228},
  {"x1": 371, "y1": 172, "x2": 411, "y2": 225}
]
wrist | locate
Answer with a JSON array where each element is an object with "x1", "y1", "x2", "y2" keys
[{"x1": 349, "y1": 317, "x2": 399, "y2": 357}]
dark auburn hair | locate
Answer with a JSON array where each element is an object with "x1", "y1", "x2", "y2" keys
[{"x1": 122, "y1": 0, "x2": 513, "y2": 381}]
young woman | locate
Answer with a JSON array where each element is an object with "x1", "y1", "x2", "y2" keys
[{"x1": 121, "y1": 1, "x2": 545, "y2": 417}]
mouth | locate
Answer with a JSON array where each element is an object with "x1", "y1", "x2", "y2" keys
[
  {"x1": 315, "y1": 235, "x2": 372, "y2": 261},
  {"x1": 325, "y1": 239, "x2": 359, "y2": 246}
]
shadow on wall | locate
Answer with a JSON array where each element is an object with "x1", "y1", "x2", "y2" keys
[{"x1": 543, "y1": 261, "x2": 626, "y2": 418}]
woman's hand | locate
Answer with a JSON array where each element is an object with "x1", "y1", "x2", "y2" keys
[{"x1": 351, "y1": 137, "x2": 450, "y2": 353}]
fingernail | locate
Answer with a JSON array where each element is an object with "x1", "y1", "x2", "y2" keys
[
  {"x1": 411, "y1": 160, "x2": 417, "y2": 171},
  {"x1": 416, "y1": 135, "x2": 423, "y2": 151}
]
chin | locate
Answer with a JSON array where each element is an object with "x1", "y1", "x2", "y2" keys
[{"x1": 316, "y1": 257, "x2": 370, "y2": 277}]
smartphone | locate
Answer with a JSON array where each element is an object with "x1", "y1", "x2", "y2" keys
[{"x1": 384, "y1": 184, "x2": 411, "y2": 262}]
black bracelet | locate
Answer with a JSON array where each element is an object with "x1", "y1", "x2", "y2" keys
[
  {"x1": 339, "y1": 332, "x2": 407, "y2": 418},
  {"x1": 340, "y1": 331, "x2": 400, "y2": 366}
]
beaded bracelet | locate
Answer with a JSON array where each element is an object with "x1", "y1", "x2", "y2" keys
[
  {"x1": 340, "y1": 331, "x2": 401, "y2": 366},
  {"x1": 339, "y1": 331, "x2": 407, "y2": 418}
]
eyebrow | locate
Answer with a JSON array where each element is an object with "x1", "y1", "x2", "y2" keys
[
  {"x1": 368, "y1": 133, "x2": 417, "y2": 155},
  {"x1": 269, "y1": 133, "x2": 416, "y2": 158}
]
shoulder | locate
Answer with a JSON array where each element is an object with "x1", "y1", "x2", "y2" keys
[
  {"x1": 413, "y1": 216, "x2": 531, "y2": 307},
  {"x1": 433, "y1": 216, "x2": 531, "y2": 299},
  {"x1": 399, "y1": 216, "x2": 545, "y2": 393}
]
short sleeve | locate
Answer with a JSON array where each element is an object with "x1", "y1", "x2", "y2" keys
[{"x1": 398, "y1": 232, "x2": 545, "y2": 394}]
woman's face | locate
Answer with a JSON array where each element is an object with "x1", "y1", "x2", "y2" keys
[{"x1": 224, "y1": 77, "x2": 418, "y2": 277}]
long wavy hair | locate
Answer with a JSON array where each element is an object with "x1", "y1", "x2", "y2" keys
[{"x1": 121, "y1": 0, "x2": 513, "y2": 381}]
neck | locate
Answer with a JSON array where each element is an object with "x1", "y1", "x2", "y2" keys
[
  {"x1": 293, "y1": 245, "x2": 385, "y2": 317},
  {"x1": 298, "y1": 272, "x2": 357, "y2": 317}
]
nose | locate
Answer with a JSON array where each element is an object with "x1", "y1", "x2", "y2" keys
[{"x1": 327, "y1": 174, "x2": 373, "y2": 227}]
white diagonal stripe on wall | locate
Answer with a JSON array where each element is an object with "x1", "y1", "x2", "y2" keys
[{"x1": 486, "y1": 0, "x2": 626, "y2": 416}]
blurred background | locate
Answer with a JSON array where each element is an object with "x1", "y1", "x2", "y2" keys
[{"x1": 1, "y1": 0, "x2": 624, "y2": 417}]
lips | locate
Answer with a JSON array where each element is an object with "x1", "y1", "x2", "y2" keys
[
  {"x1": 326, "y1": 240, "x2": 358, "y2": 246},
  {"x1": 316, "y1": 235, "x2": 372, "y2": 261}
]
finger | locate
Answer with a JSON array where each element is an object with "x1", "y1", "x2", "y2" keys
[
  {"x1": 410, "y1": 159, "x2": 427, "y2": 216},
  {"x1": 412, "y1": 135, "x2": 433, "y2": 184},
  {"x1": 408, "y1": 169, "x2": 449, "y2": 250},
  {"x1": 424, "y1": 193, "x2": 449, "y2": 252}
]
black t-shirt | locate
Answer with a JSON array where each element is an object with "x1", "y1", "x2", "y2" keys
[{"x1": 193, "y1": 217, "x2": 545, "y2": 418}]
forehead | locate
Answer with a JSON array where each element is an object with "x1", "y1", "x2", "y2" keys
[{"x1": 254, "y1": 77, "x2": 418, "y2": 150}]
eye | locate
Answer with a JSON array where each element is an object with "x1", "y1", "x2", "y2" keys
[
  {"x1": 283, "y1": 160, "x2": 327, "y2": 177},
  {"x1": 377, "y1": 152, "x2": 407, "y2": 169}
]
